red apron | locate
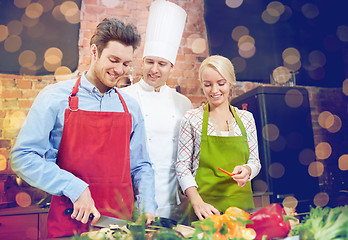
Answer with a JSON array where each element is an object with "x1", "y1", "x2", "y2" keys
[{"x1": 47, "y1": 77, "x2": 134, "y2": 238}]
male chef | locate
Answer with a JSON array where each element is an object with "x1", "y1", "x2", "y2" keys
[
  {"x1": 122, "y1": 0, "x2": 192, "y2": 222},
  {"x1": 10, "y1": 18, "x2": 157, "y2": 238}
]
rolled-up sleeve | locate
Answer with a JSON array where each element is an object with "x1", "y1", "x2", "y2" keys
[{"x1": 10, "y1": 85, "x2": 88, "y2": 203}]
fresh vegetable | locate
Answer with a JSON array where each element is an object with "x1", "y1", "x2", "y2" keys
[
  {"x1": 246, "y1": 203, "x2": 296, "y2": 240},
  {"x1": 191, "y1": 207, "x2": 256, "y2": 240},
  {"x1": 225, "y1": 206, "x2": 251, "y2": 221},
  {"x1": 290, "y1": 205, "x2": 348, "y2": 240}
]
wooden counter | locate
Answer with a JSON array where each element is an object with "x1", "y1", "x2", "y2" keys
[{"x1": 0, "y1": 205, "x2": 49, "y2": 240}]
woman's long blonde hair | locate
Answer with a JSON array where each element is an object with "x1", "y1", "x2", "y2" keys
[{"x1": 199, "y1": 55, "x2": 236, "y2": 85}]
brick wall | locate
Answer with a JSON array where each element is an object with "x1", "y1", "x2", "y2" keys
[{"x1": 1, "y1": 0, "x2": 347, "y2": 206}]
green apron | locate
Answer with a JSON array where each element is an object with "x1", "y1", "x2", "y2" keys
[{"x1": 195, "y1": 104, "x2": 254, "y2": 214}]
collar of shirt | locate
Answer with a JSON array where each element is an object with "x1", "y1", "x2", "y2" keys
[
  {"x1": 81, "y1": 71, "x2": 116, "y2": 97},
  {"x1": 139, "y1": 78, "x2": 167, "y2": 93}
]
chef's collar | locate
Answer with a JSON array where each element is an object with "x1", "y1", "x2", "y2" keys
[{"x1": 139, "y1": 78, "x2": 166, "y2": 93}]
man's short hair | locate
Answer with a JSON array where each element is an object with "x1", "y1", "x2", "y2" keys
[{"x1": 90, "y1": 18, "x2": 141, "y2": 56}]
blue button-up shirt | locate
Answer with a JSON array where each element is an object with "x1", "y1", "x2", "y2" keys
[{"x1": 10, "y1": 73, "x2": 157, "y2": 214}]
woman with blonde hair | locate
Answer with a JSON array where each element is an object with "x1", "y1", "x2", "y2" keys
[{"x1": 176, "y1": 55, "x2": 261, "y2": 221}]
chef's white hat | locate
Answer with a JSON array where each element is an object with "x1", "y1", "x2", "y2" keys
[{"x1": 143, "y1": 0, "x2": 187, "y2": 65}]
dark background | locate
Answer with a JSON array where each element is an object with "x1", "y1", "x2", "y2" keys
[
  {"x1": 0, "y1": 0, "x2": 81, "y2": 75},
  {"x1": 204, "y1": 0, "x2": 348, "y2": 88}
]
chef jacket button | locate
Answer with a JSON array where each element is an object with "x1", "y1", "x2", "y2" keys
[
  {"x1": 172, "y1": 138, "x2": 175, "y2": 141},
  {"x1": 89, "y1": 92, "x2": 92, "y2": 95}
]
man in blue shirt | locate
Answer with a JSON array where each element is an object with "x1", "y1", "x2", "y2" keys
[{"x1": 10, "y1": 18, "x2": 157, "y2": 238}]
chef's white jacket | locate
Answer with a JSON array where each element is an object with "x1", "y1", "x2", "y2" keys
[{"x1": 121, "y1": 79, "x2": 192, "y2": 221}]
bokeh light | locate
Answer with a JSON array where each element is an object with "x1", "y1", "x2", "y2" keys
[
  {"x1": 14, "y1": 0, "x2": 31, "y2": 9},
  {"x1": 315, "y1": 142, "x2": 332, "y2": 160},
  {"x1": 225, "y1": 0, "x2": 243, "y2": 8},
  {"x1": 272, "y1": 66, "x2": 291, "y2": 84},
  {"x1": 52, "y1": 5, "x2": 66, "y2": 22},
  {"x1": 231, "y1": 25, "x2": 249, "y2": 42},
  {"x1": 102, "y1": 0, "x2": 122, "y2": 8},
  {"x1": 301, "y1": 3, "x2": 319, "y2": 19},
  {"x1": 268, "y1": 162, "x2": 285, "y2": 179},
  {"x1": 308, "y1": 50, "x2": 326, "y2": 68},
  {"x1": 261, "y1": 9, "x2": 280, "y2": 24},
  {"x1": 237, "y1": 35, "x2": 256, "y2": 58},
  {"x1": 0, "y1": 154, "x2": 7, "y2": 171},
  {"x1": 282, "y1": 196, "x2": 298, "y2": 209},
  {"x1": 343, "y1": 79, "x2": 348, "y2": 96},
  {"x1": 231, "y1": 57, "x2": 247, "y2": 73},
  {"x1": 60, "y1": 1, "x2": 80, "y2": 24},
  {"x1": 308, "y1": 161, "x2": 324, "y2": 177},
  {"x1": 313, "y1": 192, "x2": 329, "y2": 207},
  {"x1": 266, "y1": 1, "x2": 285, "y2": 17},
  {"x1": 284, "y1": 60, "x2": 301, "y2": 72},
  {"x1": 327, "y1": 115, "x2": 342, "y2": 133},
  {"x1": 298, "y1": 148, "x2": 315, "y2": 166},
  {"x1": 65, "y1": 9, "x2": 81, "y2": 24},
  {"x1": 15, "y1": 192, "x2": 32, "y2": 207},
  {"x1": 3, "y1": 111, "x2": 27, "y2": 131},
  {"x1": 336, "y1": 25, "x2": 348, "y2": 42},
  {"x1": 282, "y1": 47, "x2": 301, "y2": 65},
  {"x1": 0, "y1": 25, "x2": 9, "y2": 42},
  {"x1": 7, "y1": 20, "x2": 23, "y2": 35},
  {"x1": 44, "y1": 47, "x2": 63, "y2": 65},
  {"x1": 318, "y1": 111, "x2": 334, "y2": 129},
  {"x1": 21, "y1": 13, "x2": 39, "y2": 27},
  {"x1": 284, "y1": 89, "x2": 303, "y2": 108},
  {"x1": 338, "y1": 154, "x2": 348, "y2": 171},
  {"x1": 38, "y1": 0, "x2": 54, "y2": 12},
  {"x1": 4, "y1": 35, "x2": 22, "y2": 52},
  {"x1": 18, "y1": 50, "x2": 37, "y2": 68},
  {"x1": 262, "y1": 124, "x2": 279, "y2": 141},
  {"x1": 54, "y1": 66, "x2": 73, "y2": 81},
  {"x1": 60, "y1": 1, "x2": 78, "y2": 16},
  {"x1": 191, "y1": 38, "x2": 207, "y2": 54},
  {"x1": 44, "y1": 60, "x2": 62, "y2": 72},
  {"x1": 25, "y1": 2, "x2": 44, "y2": 19},
  {"x1": 252, "y1": 179, "x2": 268, "y2": 194}
]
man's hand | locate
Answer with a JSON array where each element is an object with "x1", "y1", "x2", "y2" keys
[{"x1": 71, "y1": 187, "x2": 101, "y2": 225}]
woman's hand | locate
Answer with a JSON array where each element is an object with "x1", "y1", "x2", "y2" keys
[
  {"x1": 185, "y1": 186, "x2": 220, "y2": 220},
  {"x1": 232, "y1": 165, "x2": 251, "y2": 187},
  {"x1": 192, "y1": 201, "x2": 220, "y2": 220}
]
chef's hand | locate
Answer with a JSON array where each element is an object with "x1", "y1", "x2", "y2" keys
[
  {"x1": 185, "y1": 186, "x2": 220, "y2": 220},
  {"x1": 232, "y1": 165, "x2": 251, "y2": 187},
  {"x1": 71, "y1": 187, "x2": 101, "y2": 225}
]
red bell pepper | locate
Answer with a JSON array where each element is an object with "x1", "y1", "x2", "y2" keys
[{"x1": 246, "y1": 203, "x2": 296, "y2": 240}]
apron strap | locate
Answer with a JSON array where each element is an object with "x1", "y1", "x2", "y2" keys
[
  {"x1": 202, "y1": 104, "x2": 209, "y2": 140},
  {"x1": 114, "y1": 87, "x2": 129, "y2": 113},
  {"x1": 230, "y1": 106, "x2": 248, "y2": 137},
  {"x1": 68, "y1": 76, "x2": 130, "y2": 114},
  {"x1": 202, "y1": 103, "x2": 248, "y2": 138},
  {"x1": 68, "y1": 77, "x2": 81, "y2": 111}
]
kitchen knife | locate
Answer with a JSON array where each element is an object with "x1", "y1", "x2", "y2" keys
[{"x1": 64, "y1": 208, "x2": 129, "y2": 228}]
